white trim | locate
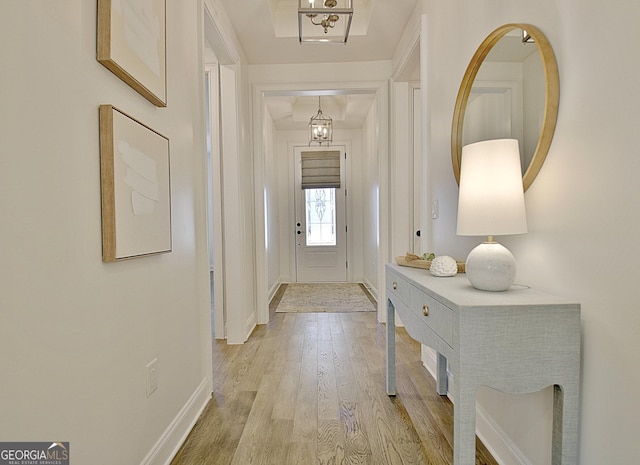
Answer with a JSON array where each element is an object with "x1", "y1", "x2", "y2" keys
[
  {"x1": 375, "y1": 82, "x2": 390, "y2": 324},
  {"x1": 391, "y1": 12, "x2": 422, "y2": 81},
  {"x1": 203, "y1": 0, "x2": 241, "y2": 65},
  {"x1": 362, "y1": 276, "x2": 377, "y2": 301},
  {"x1": 245, "y1": 312, "x2": 257, "y2": 340},
  {"x1": 140, "y1": 378, "x2": 211, "y2": 465},
  {"x1": 420, "y1": 344, "x2": 438, "y2": 379},
  {"x1": 267, "y1": 279, "x2": 282, "y2": 303},
  {"x1": 204, "y1": 64, "x2": 226, "y2": 341}
]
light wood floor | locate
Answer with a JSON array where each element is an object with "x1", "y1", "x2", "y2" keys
[{"x1": 171, "y1": 309, "x2": 498, "y2": 465}]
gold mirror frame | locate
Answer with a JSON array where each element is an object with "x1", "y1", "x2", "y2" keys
[{"x1": 451, "y1": 24, "x2": 559, "y2": 191}]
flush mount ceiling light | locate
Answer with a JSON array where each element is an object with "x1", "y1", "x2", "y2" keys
[
  {"x1": 298, "y1": 0, "x2": 353, "y2": 44},
  {"x1": 309, "y1": 97, "x2": 333, "y2": 146}
]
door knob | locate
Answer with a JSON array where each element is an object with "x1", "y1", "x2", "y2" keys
[{"x1": 416, "y1": 230, "x2": 421, "y2": 237}]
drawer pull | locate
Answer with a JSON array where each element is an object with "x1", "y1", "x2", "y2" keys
[
  {"x1": 393, "y1": 282, "x2": 398, "y2": 290},
  {"x1": 423, "y1": 304, "x2": 429, "y2": 316}
]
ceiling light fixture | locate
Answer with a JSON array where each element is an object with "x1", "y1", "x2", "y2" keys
[
  {"x1": 298, "y1": 0, "x2": 353, "y2": 44},
  {"x1": 309, "y1": 97, "x2": 333, "y2": 146}
]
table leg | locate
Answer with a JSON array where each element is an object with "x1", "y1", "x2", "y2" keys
[
  {"x1": 436, "y1": 352, "x2": 448, "y2": 395},
  {"x1": 386, "y1": 298, "x2": 396, "y2": 396},
  {"x1": 453, "y1": 383, "x2": 477, "y2": 465},
  {"x1": 552, "y1": 383, "x2": 579, "y2": 465}
]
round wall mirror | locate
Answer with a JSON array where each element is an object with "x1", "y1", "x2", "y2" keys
[{"x1": 451, "y1": 24, "x2": 559, "y2": 191}]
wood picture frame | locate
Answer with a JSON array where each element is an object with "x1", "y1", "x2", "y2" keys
[
  {"x1": 97, "y1": 0, "x2": 167, "y2": 107},
  {"x1": 99, "y1": 105, "x2": 172, "y2": 262}
]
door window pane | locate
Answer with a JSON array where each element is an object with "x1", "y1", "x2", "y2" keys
[{"x1": 305, "y1": 188, "x2": 336, "y2": 246}]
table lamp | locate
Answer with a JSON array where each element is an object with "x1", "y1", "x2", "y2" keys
[{"x1": 456, "y1": 139, "x2": 527, "y2": 291}]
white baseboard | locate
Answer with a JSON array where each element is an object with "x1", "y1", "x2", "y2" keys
[
  {"x1": 421, "y1": 344, "x2": 438, "y2": 379},
  {"x1": 476, "y1": 404, "x2": 532, "y2": 465},
  {"x1": 362, "y1": 277, "x2": 377, "y2": 301},
  {"x1": 244, "y1": 312, "x2": 257, "y2": 342},
  {"x1": 267, "y1": 280, "x2": 282, "y2": 303},
  {"x1": 420, "y1": 346, "x2": 528, "y2": 465},
  {"x1": 140, "y1": 378, "x2": 211, "y2": 465}
]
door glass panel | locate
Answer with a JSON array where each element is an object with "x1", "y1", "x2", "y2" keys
[{"x1": 305, "y1": 188, "x2": 336, "y2": 246}]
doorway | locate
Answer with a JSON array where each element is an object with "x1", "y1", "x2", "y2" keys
[
  {"x1": 294, "y1": 145, "x2": 347, "y2": 282},
  {"x1": 204, "y1": 4, "x2": 250, "y2": 343}
]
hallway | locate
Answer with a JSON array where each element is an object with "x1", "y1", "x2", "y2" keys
[{"x1": 171, "y1": 312, "x2": 497, "y2": 465}]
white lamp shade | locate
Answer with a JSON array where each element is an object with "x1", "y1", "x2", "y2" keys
[{"x1": 457, "y1": 139, "x2": 527, "y2": 237}]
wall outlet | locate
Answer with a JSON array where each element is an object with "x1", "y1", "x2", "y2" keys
[{"x1": 146, "y1": 358, "x2": 158, "y2": 397}]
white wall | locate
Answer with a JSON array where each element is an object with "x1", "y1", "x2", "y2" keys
[
  {"x1": 419, "y1": 0, "x2": 640, "y2": 464},
  {"x1": 0, "y1": 2, "x2": 212, "y2": 464}
]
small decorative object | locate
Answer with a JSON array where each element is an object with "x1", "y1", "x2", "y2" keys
[
  {"x1": 421, "y1": 252, "x2": 435, "y2": 261},
  {"x1": 430, "y1": 255, "x2": 458, "y2": 277}
]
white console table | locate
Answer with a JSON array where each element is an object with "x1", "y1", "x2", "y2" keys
[{"x1": 385, "y1": 263, "x2": 581, "y2": 465}]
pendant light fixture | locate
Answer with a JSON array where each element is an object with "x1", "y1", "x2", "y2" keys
[
  {"x1": 308, "y1": 96, "x2": 333, "y2": 146},
  {"x1": 298, "y1": 0, "x2": 353, "y2": 44}
]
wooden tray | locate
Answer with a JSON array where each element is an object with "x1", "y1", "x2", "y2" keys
[{"x1": 395, "y1": 256, "x2": 466, "y2": 273}]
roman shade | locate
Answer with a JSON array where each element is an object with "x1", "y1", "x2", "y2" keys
[{"x1": 301, "y1": 150, "x2": 341, "y2": 189}]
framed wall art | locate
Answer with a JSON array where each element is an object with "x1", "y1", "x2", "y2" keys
[
  {"x1": 99, "y1": 105, "x2": 172, "y2": 262},
  {"x1": 97, "y1": 0, "x2": 167, "y2": 107}
]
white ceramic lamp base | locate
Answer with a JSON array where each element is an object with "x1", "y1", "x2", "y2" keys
[{"x1": 465, "y1": 241, "x2": 516, "y2": 291}]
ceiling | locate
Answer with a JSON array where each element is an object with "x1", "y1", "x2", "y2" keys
[{"x1": 215, "y1": 0, "x2": 420, "y2": 131}]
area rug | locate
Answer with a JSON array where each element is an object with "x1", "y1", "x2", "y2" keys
[{"x1": 276, "y1": 283, "x2": 376, "y2": 313}]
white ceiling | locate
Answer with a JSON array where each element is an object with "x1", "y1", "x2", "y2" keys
[{"x1": 216, "y1": 0, "x2": 420, "y2": 131}]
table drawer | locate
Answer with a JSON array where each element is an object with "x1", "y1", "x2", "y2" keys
[
  {"x1": 410, "y1": 286, "x2": 453, "y2": 347},
  {"x1": 386, "y1": 269, "x2": 411, "y2": 307}
]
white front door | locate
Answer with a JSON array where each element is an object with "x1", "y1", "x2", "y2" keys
[{"x1": 294, "y1": 146, "x2": 347, "y2": 282}]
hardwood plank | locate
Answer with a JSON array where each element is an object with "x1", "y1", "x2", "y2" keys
[
  {"x1": 349, "y1": 337, "x2": 429, "y2": 465},
  {"x1": 317, "y1": 419, "x2": 345, "y2": 465},
  {"x1": 339, "y1": 401, "x2": 373, "y2": 463},
  {"x1": 258, "y1": 419, "x2": 294, "y2": 465},
  {"x1": 171, "y1": 390, "x2": 256, "y2": 465},
  {"x1": 317, "y1": 315, "x2": 340, "y2": 420},
  {"x1": 287, "y1": 442, "x2": 317, "y2": 465},
  {"x1": 291, "y1": 317, "x2": 319, "y2": 443}
]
